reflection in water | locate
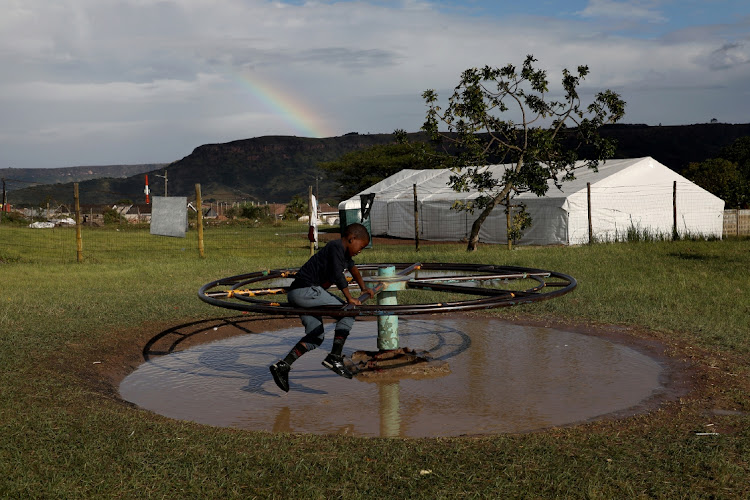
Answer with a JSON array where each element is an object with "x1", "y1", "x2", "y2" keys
[
  {"x1": 379, "y1": 382, "x2": 401, "y2": 438},
  {"x1": 120, "y1": 318, "x2": 664, "y2": 437}
]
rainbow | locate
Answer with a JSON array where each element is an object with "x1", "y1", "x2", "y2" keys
[{"x1": 231, "y1": 72, "x2": 335, "y2": 138}]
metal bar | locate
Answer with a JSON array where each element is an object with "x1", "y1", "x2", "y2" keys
[
  {"x1": 411, "y1": 272, "x2": 549, "y2": 283},
  {"x1": 349, "y1": 262, "x2": 421, "y2": 305}
]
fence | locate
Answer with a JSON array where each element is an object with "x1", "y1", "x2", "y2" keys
[
  {"x1": 0, "y1": 182, "x2": 316, "y2": 264},
  {"x1": 2, "y1": 181, "x2": 746, "y2": 264},
  {"x1": 722, "y1": 209, "x2": 750, "y2": 237},
  {"x1": 360, "y1": 180, "x2": 730, "y2": 247}
]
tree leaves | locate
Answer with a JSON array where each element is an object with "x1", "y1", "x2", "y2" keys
[{"x1": 418, "y1": 54, "x2": 626, "y2": 250}]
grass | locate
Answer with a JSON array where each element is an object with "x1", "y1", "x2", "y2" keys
[{"x1": 1, "y1": 223, "x2": 749, "y2": 498}]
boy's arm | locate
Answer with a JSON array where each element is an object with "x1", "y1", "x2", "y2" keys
[
  {"x1": 349, "y1": 264, "x2": 373, "y2": 303},
  {"x1": 341, "y1": 286, "x2": 360, "y2": 306}
]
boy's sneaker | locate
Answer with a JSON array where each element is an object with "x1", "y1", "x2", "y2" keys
[
  {"x1": 270, "y1": 360, "x2": 291, "y2": 392},
  {"x1": 322, "y1": 353, "x2": 353, "y2": 379}
]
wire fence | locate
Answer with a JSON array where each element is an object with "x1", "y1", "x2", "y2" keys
[
  {"x1": 361, "y1": 180, "x2": 733, "y2": 246},
  {"x1": 2, "y1": 180, "x2": 746, "y2": 264},
  {"x1": 0, "y1": 221, "x2": 328, "y2": 264},
  {"x1": 0, "y1": 181, "x2": 323, "y2": 264}
]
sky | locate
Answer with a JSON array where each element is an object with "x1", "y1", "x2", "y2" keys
[{"x1": 1, "y1": 0, "x2": 748, "y2": 168}]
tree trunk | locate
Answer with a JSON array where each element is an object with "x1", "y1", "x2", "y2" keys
[
  {"x1": 466, "y1": 183, "x2": 513, "y2": 251},
  {"x1": 465, "y1": 161, "x2": 523, "y2": 251}
]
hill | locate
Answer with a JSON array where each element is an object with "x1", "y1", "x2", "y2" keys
[
  {"x1": 7, "y1": 124, "x2": 750, "y2": 207},
  {"x1": 6, "y1": 134, "x2": 404, "y2": 206},
  {"x1": 1, "y1": 164, "x2": 165, "y2": 192},
  {"x1": 599, "y1": 123, "x2": 750, "y2": 170}
]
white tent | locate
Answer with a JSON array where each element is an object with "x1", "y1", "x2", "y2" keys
[{"x1": 338, "y1": 157, "x2": 725, "y2": 245}]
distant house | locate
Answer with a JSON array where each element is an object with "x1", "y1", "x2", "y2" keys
[
  {"x1": 266, "y1": 203, "x2": 287, "y2": 220},
  {"x1": 202, "y1": 205, "x2": 218, "y2": 218},
  {"x1": 125, "y1": 204, "x2": 152, "y2": 223}
]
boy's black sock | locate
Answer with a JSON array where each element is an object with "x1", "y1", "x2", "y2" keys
[
  {"x1": 283, "y1": 328, "x2": 324, "y2": 365},
  {"x1": 330, "y1": 330, "x2": 349, "y2": 357},
  {"x1": 283, "y1": 341, "x2": 310, "y2": 365}
]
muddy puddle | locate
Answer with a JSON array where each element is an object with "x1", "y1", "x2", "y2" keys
[{"x1": 120, "y1": 317, "x2": 665, "y2": 437}]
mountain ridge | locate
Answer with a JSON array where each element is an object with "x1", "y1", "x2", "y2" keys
[{"x1": 6, "y1": 124, "x2": 750, "y2": 207}]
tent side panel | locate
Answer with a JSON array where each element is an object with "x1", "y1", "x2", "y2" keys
[
  {"x1": 676, "y1": 181, "x2": 725, "y2": 238},
  {"x1": 420, "y1": 200, "x2": 473, "y2": 241}
]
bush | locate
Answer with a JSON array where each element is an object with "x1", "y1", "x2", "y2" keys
[
  {"x1": 283, "y1": 195, "x2": 307, "y2": 220},
  {"x1": 0, "y1": 211, "x2": 28, "y2": 225},
  {"x1": 240, "y1": 204, "x2": 271, "y2": 220},
  {"x1": 103, "y1": 208, "x2": 125, "y2": 225}
]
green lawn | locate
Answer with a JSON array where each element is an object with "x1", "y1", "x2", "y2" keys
[{"x1": 1, "y1": 223, "x2": 749, "y2": 498}]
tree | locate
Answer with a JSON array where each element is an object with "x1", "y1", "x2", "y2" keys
[
  {"x1": 418, "y1": 55, "x2": 626, "y2": 251},
  {"x1": 685, "y1": 158, "x2": 746, "y2": 208},
  {"x1": 719, "y1": 136, "x2": 750, "y2": 173},
  {"x1": 283, "y1": 195, "x2": 307, "y2": 220},
  {"x1": 103, "y1": 207, "x2": 125, "y2": 225},
  {"x1": 319, "y1": 142, "x2": 447, "y2": 200},
  {"x1": 686, "y1": 136, "x2": 750, "y2": 208}
]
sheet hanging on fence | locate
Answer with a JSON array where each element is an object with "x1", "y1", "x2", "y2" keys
[{"x1": 150, "y1": 196, "x2": 188, "y2": 238}]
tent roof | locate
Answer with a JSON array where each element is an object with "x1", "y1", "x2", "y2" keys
[{"x1": 340, "y1": 157, "x2": 722, "y2": 207}]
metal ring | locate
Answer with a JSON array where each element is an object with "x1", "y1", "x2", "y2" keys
[{"x1": 198, "y1": 262, "x2": 576, "y2": 317}]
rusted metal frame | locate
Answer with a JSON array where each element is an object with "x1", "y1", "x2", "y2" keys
[
  {"x1": 198, "y1": 265, "x2": 577, "y2": 317},
  {"x1": 203, "y1": 288, "x2": 287, "y2": 299},
  {"x1": 229, "y1": 270, "x2": 297, "y2": 290},
  {"x1": 409, "y1": 273, "x2": 548, "y2": 295},
  {"x1": 201, "y1": 269, "x2": 297, "y2": 303},
  {"x1": 208, "y1": 268, "x2": 297, "y2": 288},
  {"x1": 198, "y1": 286, "x2": 568, "y2": 317},
  {"x1": 410, "y1": 272, "x2": 550, "y2": 283},
  {"x1": 407, "y1": 281, "x2": 526, "y2": 297}
]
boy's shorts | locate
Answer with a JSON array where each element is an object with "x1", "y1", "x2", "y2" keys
[{"x1": 287, "y1": 286, "x2": 355, "y2": 336}]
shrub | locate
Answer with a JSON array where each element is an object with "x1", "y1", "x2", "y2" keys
[{"x1": 103, "y1": 208, "x2": 125, "y2": 225}]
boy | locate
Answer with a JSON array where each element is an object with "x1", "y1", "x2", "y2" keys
[{"x1": 269, "y1": 223, "x2": 373, "y2": 392}]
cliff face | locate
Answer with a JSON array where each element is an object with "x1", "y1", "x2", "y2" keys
[
  {"x1": 163, "y1": 134, "x2": 401, "y2": 203},
  {"x1": 8, "y1": 125, "x2": 750, "y2": 206}
]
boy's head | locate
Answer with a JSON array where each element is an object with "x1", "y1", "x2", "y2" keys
[{"x1": 342, "y1": 223, "x2": 370, "y2": 257}]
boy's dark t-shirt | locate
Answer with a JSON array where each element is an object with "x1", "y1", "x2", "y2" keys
[{"x1": 289, "y1": 239, "x2": 354, "y2": 291}]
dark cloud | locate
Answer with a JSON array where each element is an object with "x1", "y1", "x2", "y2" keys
[{"x1": 706, "y1": 42, "x2": 750, "y2": 70}]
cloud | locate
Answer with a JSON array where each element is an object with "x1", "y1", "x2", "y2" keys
[
  {"x1": 1, "y1": 0, "x2": 749, "y2": 168},
  {"x1": 0, "y1": 73, "x2": 225, "y2": 103},
  {"x1": 577, "y1": 0, "x2": 667, "y2": 23},
  {"x1": 705, "y1": 42, "x2": 750, "y2": 70}
]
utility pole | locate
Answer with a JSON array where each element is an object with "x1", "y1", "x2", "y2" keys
[{"x1": 155, "y1": 169, "x2": 168, "y2": 197}]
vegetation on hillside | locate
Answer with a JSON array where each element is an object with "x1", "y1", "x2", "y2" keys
[
  {"x1": 319, "y1": 142, "x2": 449, "y2": 199},
  {"x1": 6, "y1": 125, "x2": 750, "y2": 210},
  {"x1": 685, "y1": 136, "x2": 750, "y2": 208}
]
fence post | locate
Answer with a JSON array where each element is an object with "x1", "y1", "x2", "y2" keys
[
  {"x1": 413, "y1": 183, "x2": 420, "y2": 253},
  {"x1": 587, "y1": 182, "x2": 593, "y2": 244},
  {"x1": 506, "y1": 193, "x2": 512, "y2": 251},
  {"x1": 673, "y1": 180, "x2": 678, "y2": 241},
  {"x1": 195, "y1": 184, "x2": 205, "y2": 258},
  {"x1": 309, "y1": 186, "x2": 314, "y2": 257},
  {"x1": 1, "y1": 178, "x2": 6, "y2": 224},
  {"x1": 737, "y1": 208, "x2": 741, "y2": 237},
  {"x1": 74, "y1": 183, "x2": 83, "y2": 263}
]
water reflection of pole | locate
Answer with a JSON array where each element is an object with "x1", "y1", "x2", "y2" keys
[{"x1": 379, "y1": 382, "x2": 401, "y2": 437}]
